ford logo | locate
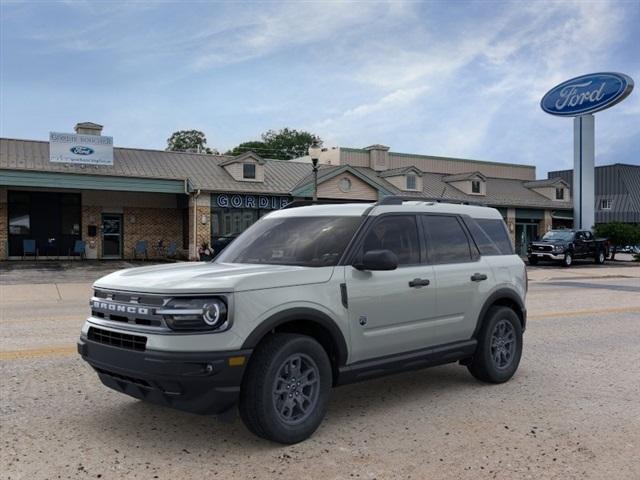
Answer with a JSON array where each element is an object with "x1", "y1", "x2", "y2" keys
[
  {"x1": 541, "y1": 72, "x2": 634, "y2": 117},
  {"x1": 70, "y1": 146, "x2": 95, "y2": 155}
]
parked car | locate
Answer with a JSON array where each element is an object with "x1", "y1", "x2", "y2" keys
[
  {"x1": 527, "y1": 230, "x2": 608, "y2": 267},
  {"x1": 78, "y1": 198, "x2": 527, "y2": 444}
]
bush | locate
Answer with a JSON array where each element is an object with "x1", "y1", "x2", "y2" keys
[{"x1": 594, "y1": 223, "x2": 640, "y2": 260}]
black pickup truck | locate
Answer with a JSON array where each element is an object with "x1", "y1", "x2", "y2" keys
[{"x1": 528, "y1": 230, "x2": 609, "y2": 267}]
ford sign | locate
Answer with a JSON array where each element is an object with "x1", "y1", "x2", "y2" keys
[
  {"x1": 70, "y1": 146, "x2": 95, "y2": 155},
  {"x1": 541, "y1": 72, "x2": 633, "y2": 116}
]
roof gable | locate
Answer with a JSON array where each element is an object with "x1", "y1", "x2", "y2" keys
[
  {"x1": 291, "y1": 164, "x2": 395, "y2": 197},
  {"x1": 219, "y1": 151, "x2": 266, "y2": 166},
  {"x1": 443, "y1": 171, "x2": 486, "y2": 183}
]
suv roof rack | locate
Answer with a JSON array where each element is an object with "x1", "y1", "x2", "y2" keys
[
  {"x1": 282, "y1": 199, "x2": 371, "y2": 209},
  {"x1": 375, "y1": 195, "x2": 485, "y2": 206}
]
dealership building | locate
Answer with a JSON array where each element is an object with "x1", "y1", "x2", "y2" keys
[{"x1": 1, "y1": 122, "x2": 575, "y2": 261}]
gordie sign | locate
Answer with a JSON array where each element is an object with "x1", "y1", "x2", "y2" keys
[{"x1": 541, "y1": 72, "x2": 633, "y2": 116}]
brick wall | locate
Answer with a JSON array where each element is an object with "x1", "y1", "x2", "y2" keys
[
  {"x1": 0, "y1": 188, "x2": 7, "y2": 260},
  {"x1": 188, "y1": 193, "x2": 211, "y2": 260},
  {"x1": 123, "y1": 206, "x2": 183, "y2": 260}
]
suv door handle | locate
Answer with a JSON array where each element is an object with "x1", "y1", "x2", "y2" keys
[
  {"x1": 470, "y1": 273, "x2": 488, "y2": 282},
  {"x1": 409, "y1": 278, "x2": 430, "y2": 288}
]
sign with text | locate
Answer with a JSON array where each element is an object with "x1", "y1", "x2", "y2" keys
[
  {"x1": 213, "y1": 193, "x2": 290, "y2": 210},
  {"x1": 49, "y1": 132, "x2": 114, "y2": 166},
  {"x1": 540, "y1": 72, "x2": 634, "y2": 117}
]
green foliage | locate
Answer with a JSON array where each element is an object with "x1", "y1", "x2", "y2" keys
[
  {"x1": 225, "y1": 141, "x2": 269, "y2": 157},
  {"x1": 226, "y1": 128, "x2": 321, "y2": 160},
  {"x1": 166, "y1": 130, "x2": 216, "y2": 154},
  {"x1": 594, "y1": 222, "x2": 640, "y2": 259}
]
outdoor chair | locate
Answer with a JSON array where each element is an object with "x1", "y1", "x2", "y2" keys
[
  {"x1": 22, "y1": 239, "x2": 38, "y2": 260},
  {"x1": 166, "y1": 241, "x2": 177, "y2": 258},
  {"x1": 69, "y1": 240, "x2": 86, "y2": 260},
  {"x1": 133, "y1": 240, "x2": 149, "y2": 260},
  {"x1": 154, "y1": 239, "x2": 165, "y2": 258}
]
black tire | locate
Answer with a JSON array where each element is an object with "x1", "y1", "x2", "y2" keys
[
  {"x1": 561, "y1": 252, "x2": 573, "y2": 267},
  {"x1": 527, "y1": 256, "x2": 538, "y2": 266},
  {"x1": 595, "y1": 250, "x2": 606, "y2": 265},
  {"x1": 239, "y1": 333, "x2": 332, "y2": 444},
  {"x1": 467, "y1": 306, "x2": 523, "y2": 384}
]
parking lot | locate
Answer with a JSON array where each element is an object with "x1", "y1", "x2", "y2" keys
[{"x1": 1, "y1": 260, "x2": 639, "y2": 479}]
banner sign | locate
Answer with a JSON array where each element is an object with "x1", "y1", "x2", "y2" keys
[
  {"x1": 540, "y1": 72, "x2": 634, "y2": 117},
  {"x1": 213, "y1": 193, "x2": 290, "y2": 210},
  {"x1": 49, "y1": 132, "x2": 114, "y2": 166}
]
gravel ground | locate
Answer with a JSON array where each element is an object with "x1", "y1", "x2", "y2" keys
[{"x1": 1, "y1": 268, "x2": 639, "y2": 479}]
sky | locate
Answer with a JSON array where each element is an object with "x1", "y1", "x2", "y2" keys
[{"x1": 1, "y1": 0, "x2": 639, "y2": 178}]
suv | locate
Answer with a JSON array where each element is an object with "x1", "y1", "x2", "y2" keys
[{"x1": 78, "y1": 198, "x2": 527, "y2": 444}]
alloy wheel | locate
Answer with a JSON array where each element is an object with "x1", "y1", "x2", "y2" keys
[
  {"x1": 272, "y1": 353, "x2": 320, "y2": 425},
  {"x1": 490, "y1": 320, "x2": 516, "y2": 370}
]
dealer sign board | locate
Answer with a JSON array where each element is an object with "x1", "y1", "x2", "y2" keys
[
  {"x1": 49, "y1": 132, "x2": 114, "y2": 166},
  {"x1": 541, "y1": 72, "x2": 634, "y2": 116}
]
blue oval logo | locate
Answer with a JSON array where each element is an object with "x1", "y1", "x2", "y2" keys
[
  {"x1": 541, "y1": 72, "x2": 633, "y2": 116},
  {"x1": 70, "y1": 146, "x2": 94, "y2": 155}
]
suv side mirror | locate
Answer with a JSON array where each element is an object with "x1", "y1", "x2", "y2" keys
[{"x1": 354, "y1": 249, "x2": 398, "y2": 271}]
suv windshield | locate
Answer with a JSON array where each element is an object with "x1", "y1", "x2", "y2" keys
[
  {"x1": 542, "y1": 231, "x2": 574, "y2": 241},
  {"x1": 215, "y1": 216, "x2": 362, "y2": 267}
]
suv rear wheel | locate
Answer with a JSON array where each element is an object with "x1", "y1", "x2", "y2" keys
[
  {"x1": 467, "y1": 306, "x2": 523, "y2": 383},
  {"x1": 595, "y1": 250, "x2": 606, "y2": 264},
  {"x1": 239, "y1": 333, "x2": 332, "y2": 444},
  {"x1": 562, "y1": 252, "x2": 573, "y2": 267}
]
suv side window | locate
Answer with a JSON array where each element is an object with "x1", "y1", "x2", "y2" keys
[
  {"x1": 584, "y1": 231, "x2": 593, "y2": 241},
  {"x1": 422, "y1": 215, "x2": 472, "y2": 264},
  {"x1": 468, "y1": 218, "x2": 514, "y2": 255},
  {"x1": 360, "y1": 215, "x2": 420, "y2": 265}
]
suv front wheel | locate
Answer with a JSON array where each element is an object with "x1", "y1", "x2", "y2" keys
[
  {"x1": 239, "y1": 333, "x2": 332, "y2": 444},
  {"x1": 467, "y1": 306, "x2": 523, "y2": 383}
]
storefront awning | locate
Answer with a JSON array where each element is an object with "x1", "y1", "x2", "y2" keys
[{"x1": 0, "y1": 169, "x2": 188, "y2": 194}]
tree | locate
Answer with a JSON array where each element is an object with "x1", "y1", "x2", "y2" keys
[
  {"x1": 594, "y1": 222, "x2": 640, "y2": 260},
  {"x1": 226, "y1": 128, "x2": 321, "y2": 160},
  {"x1": 166, "y1": 130, "x2": 217, "y2": 154},
  {"x1": 225, "y1": 141, "x2": 268, "y2": 157}
]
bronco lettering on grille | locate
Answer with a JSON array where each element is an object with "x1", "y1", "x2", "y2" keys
[{"x1": 92, "y1": 300, "x2": 149, "y2": 315}]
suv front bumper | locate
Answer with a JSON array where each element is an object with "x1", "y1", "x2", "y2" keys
[
  {"x1": 78, "y1": 337, "x2": 252, "y2": 415},
  {"x1": 528, "y1": 252, "x2": 564, "y2": 261}
]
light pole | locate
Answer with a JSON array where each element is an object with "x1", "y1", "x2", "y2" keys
[{"x1": 308, "y1": 140, "x2": 322, "y2": 203}]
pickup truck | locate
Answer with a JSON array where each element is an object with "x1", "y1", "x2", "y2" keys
[{"x1": 527, "y1": 230, "x2": 608, "y2": 267}]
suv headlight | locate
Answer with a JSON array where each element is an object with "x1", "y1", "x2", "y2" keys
[
  {"x1": 554, "y1": 245, "x2": 564, "y2": 252},
  {"x1": 158, "y1": 297, "x2": 229, "y2": 332}
]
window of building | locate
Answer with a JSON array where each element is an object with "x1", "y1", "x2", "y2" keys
[
  {"x1": 60, "y1": 194, "x2": 81, "y2": 235},
  {"x1": 472, "y1": 180, "x2": 481, "y2": 194},
  {"x1": 600, "y1": 199, "x2": 612, "y2": 210},
  {"x1": 361, "y1": 215, "x2": 420, "y2": 265},
  {"x1": 555, "y1": 188, "x2": 564, "y2": 200},
  {"x1": 406, "y1": 174, "x2": 417, "y2": 190},
  {"x1": 243, "y1": 163, "x2": 256, "y2": 179},
  {"x1": 422, "y1": 215, "x2": 472, "y2": 264},
  {"x1": 339, "y1": 177, "x2": 352, "y2": 192},
  {"x1": 8, "y1": 192, "x2": 30, "y2": 235}
]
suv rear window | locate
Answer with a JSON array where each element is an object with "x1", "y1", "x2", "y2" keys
[{"x1": 466, "y1": 218, "x2": 513, "y2": 255}]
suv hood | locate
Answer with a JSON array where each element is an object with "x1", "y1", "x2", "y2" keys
[{"x1": 94, "y1": 262, "x2": 335, "y2": 294}]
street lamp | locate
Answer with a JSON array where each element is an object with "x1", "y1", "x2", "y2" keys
[{"x1": 308, "y1": 140, "x2": 322, "y2": 203}]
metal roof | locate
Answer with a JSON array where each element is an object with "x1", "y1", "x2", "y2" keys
[
  {"x1": 1, "y1": 137, "x2": 573, "y2": 209},
  {"x1": 0, "y1": 138, "x2": 310, "y2": 195}
]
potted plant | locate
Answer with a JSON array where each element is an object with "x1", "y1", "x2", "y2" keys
[{"x1": 198, "y1": 241, "x2": 213, "y2": 261}]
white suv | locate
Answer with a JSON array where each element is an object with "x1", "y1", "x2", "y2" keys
[{"x1": 78, "y1": 197, "x2": 527, "y2": 444}]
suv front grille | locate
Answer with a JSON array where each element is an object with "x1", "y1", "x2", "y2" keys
[
  {"x1": 91, "y1": 289, "x2": 167, "y2": 330},
  {"x1": 88, "y1": 327, "x2": 147, "y2": 351}
]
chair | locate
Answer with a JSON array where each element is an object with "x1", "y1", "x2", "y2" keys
[
  {"x1": 154, "y1": 239, "x2": 165, "y2": 258},
  {"x1": 69, "y1": 240, "x2": 86, "y2": 260},
  {"x1": 133, "y1": 240, "x2": 149, "y2": 260},
  {"x1": 166, "y1": 241, "x2": 177, "y2": 258},
  {"x1": 22, "y1": 239, "x2": 38, "y2": 260}
]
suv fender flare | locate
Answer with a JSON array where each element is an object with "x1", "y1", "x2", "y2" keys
[
  {"x1": 473, "y1": 288, "x2": 527, "y2": 337},
  {"x1": 241, "y1": 307, "x2": 349, "y2": 366}
]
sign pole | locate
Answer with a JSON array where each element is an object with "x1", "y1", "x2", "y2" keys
[{"x1": 573, "y1": 114, "x2": 595, "y2": 230}]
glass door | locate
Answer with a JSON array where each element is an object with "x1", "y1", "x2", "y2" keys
[
  {"x1": 515, "y1": 223, "x2": 539, "y2": 257},
  {"x1": 102, "y1": 214, "x2": 123, "y2": 259}
]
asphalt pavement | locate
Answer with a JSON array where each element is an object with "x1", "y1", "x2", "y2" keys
[{"x1": 1, "y1": 263, "x2": 639, "y2": 479}]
